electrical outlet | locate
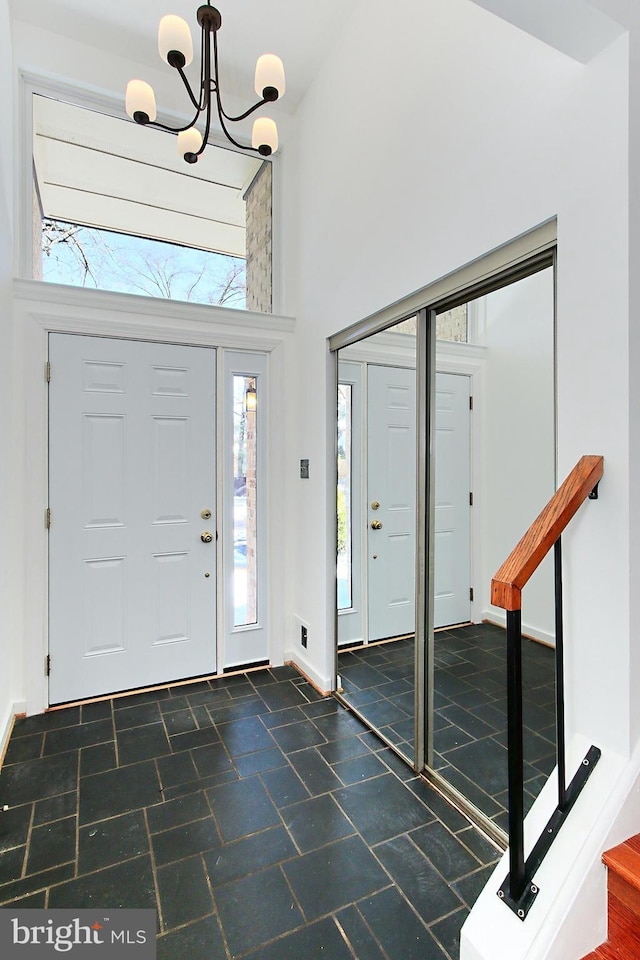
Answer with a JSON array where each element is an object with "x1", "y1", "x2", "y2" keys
[{"x1": 301, "y1": 625, "x2": 308, "y2": 648}]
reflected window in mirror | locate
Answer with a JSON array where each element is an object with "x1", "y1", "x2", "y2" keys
[{"x1": 337, "y1": 384, "x2": 353, "y2": 611}]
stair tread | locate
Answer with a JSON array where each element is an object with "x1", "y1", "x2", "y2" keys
[
  {"x1": 624, "y1": 835, "x2": 640, "y2": 857},
  {"x1": 603, "y1": 842, "x2": 640, "y2": 894},
  {"x1": 581, "y1": 836, "x2": 640, "y2": 960}
]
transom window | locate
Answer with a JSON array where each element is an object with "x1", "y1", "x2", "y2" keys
[{"x1": 33, "y1": 94, "x2": 273, "y2": 312}]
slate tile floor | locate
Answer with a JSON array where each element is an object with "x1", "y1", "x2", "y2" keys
[
  {"x1": 338, "y1": 622, "x2": 557, "y2": 833},
  {"x1": 0, "y1": 665, "x2": 501, "y2": 959}
]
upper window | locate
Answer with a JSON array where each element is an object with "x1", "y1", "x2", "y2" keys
[
  {"x1": 32, "y1": 95, "x2": 273, "y2": 312},
  {"x1": 389, "y1": 306, "x2": 471, "y2": 343}
]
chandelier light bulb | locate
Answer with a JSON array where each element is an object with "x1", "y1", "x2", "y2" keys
[
  {"x1": 125, "y1": 80, "x2": 157, "y2": 123},
  {"x1": 254, "y1": 54, "x2": 285, "y2": 100},
  {"x1": 158, "y1": 15, "x2": 194, "y2": 67},
  {"x1": 252, "y1": 117, "x2": 278, "y2": 156},
  {"x1": 177, "y1": 127, "x2": 203, "y2": 162}
]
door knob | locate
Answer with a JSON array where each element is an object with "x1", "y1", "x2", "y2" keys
[
  {"x1": 370, "y1": 520, "x2": 383, "y2": 530},
  {"x1": 201, "y1": 531, "x2": 213, "y2": 543}
]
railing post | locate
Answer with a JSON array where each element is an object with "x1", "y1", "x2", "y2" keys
[
  {"x1": 554, "y1": 537, "x2": 567, "y2": 811},
  {"x1": 506, "y1": 607, "x2": 525, "y2": 903}
]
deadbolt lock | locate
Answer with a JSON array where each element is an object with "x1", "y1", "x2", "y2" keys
[
  {"x1": 370, "y1": 520, "x2": 383, "y2": 530},
  {"x1": 371, "y1": 500, "x2": 380, "y2": 510},
  {"x1": 201, "y1": 509, "x2": 212, "y2": 520},
  {"x1": 201, "y1": 531, "x2": 213, "y2": 543}
]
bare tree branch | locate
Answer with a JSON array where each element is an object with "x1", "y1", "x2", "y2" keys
[{"x1": 41, "y1": 219, "x2": 248, "y2": 307}]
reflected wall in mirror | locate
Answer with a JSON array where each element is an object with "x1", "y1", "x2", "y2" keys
[
  {"x1": 431, "y1": 265, "x2": 556, "y2": 834},
  {"x1": 337, "y1": 319, "x2": 417, "y2": 762}
]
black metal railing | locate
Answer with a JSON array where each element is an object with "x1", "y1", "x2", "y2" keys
[{"x1": 492, "y1": 456, "x2": 604, "y2": 919}]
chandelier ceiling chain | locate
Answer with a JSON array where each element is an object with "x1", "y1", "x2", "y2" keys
[{"x1": 125, "y1": 1, "x2": 285, "y2": 163}]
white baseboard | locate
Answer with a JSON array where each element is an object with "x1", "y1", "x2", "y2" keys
[
  {"x1": 284, "y1": 648, "x2": 333, "y2": 695},
  {"x1": 0, "y1": 702, "x2": 25, "y2": 766},
  {"x1": 481, "y1": 609, "x2": 555, "y2": 647}
]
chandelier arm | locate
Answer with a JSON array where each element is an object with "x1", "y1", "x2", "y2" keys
[
  {"x1": 174, "y1": 63, "x2": 201, "y2": 112},
  {"x1": 191, "y1": 41, "x2": 213, "y2": 159},
  {"x1": 189, "y1": 26, "x2": 218, "y2": 160},
  {"x1": 215, "y1": 111, "x2": 260, "y2": 152},
  {"x1": 143, "y1": 113, "x2": 201, "y2": 135},
  {"x1": 198, "y1": 23, "x2": 208, "y2": 112},
  {"x1": 209, "y1": 29, "x2": 260, "y2": 153},
  {"x1": 220, "y1": 96, "x2": 271, "y2": 124}
]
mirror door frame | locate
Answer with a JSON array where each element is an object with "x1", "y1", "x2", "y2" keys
[{"x1": 330, "y1": 219, "x2": 557, "y2": 838}]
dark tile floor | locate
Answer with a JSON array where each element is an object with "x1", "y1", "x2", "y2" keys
[
  {"x1": 338, "y1": 622, "x2": 557, "y2": 832},
  {"x1": 0, "y1": 666, "x2": 501, "y2": 959}
]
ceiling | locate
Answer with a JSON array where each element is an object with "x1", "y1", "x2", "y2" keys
[{"x1": 11, "y1": 0, "x2": 356, "y2": 113}]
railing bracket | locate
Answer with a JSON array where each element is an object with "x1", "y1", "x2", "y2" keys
[
  {"x1": 497, "y1": 876, "x2": 539, "y2": 920},
  {"x1": 589, "y1": 483, "x2": 599, "y2": 500},
  {"x1": 498, "y1": 744, "x2": 601, "y2": 920}
]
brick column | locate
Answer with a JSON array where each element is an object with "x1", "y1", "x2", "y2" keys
[{"x1": 244, "y1": 162, "x2": 272, "y2": 313}]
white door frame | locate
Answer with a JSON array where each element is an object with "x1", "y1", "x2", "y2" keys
[
  {"x1": 434, "y1": 341, "x2": 486, "y2": 625},
  {"x1": 15, "y1": 278, "x2": 294, "y2": 716}
]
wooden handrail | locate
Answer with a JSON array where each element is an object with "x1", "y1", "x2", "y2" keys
[{"x1": 491, "y1": 455, "x2": 604, "y2": 612}]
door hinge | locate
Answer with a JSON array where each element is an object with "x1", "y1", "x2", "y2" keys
[
  {"x1": 470, "y1": 587, "x2": 474, "y2": 602},
  {"x1": 46, "y1": 508, "x2": 51, "y2": 529},
  {"x1": 45, "y1": 654, "x2": 51, "y2": 677},
  {"x1": 469, "y1": 395, "x2": 473, "y2": 411},
  {"x1": 46, "y1": 361, "x2": 51, "y2": 383},
  {"x1": 469, "y1": 492, "x2": 473, "y2": 507}
]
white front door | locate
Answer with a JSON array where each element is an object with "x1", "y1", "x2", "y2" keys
[
  {"x1": 434, "y1": 372, "x2": 471, "y2": 627},
  {"x1": 367, "y1": 364, "x2": 417, "y2": 641},
  {"x1": 48, "y1": 334, "x2": 217, "y2": 704}
]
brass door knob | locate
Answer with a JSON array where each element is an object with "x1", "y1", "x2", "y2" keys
[
  {"x1": 370, "y1": 520, "x2": 383, "y2": 530},
  {"x1": 201, "y1": 531, "x2": 213, "y2": 543}
]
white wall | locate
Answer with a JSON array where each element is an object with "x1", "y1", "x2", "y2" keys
[
  {"x1": 616, "y1": 3, "x2": 640, "y2": 759},
  {"x1": 479, "y1": 269, "x2": 556, "y2": 644},
  {"x1": 285, "y1": 0, "x2": 631, "y2": 765},
  {"x1": 0, "y1": 0, "x2": 21, "y2": 752}
]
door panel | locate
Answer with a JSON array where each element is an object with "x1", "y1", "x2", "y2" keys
[
  {"x1": 367, "y1": 364, "x2": 417, "y2": 641},
  {"x1": 49, "y1": 334, "x2": 216, "y2": 704},
  {"x1": 434, "y1": 372, "x2": 471, "y2": 627}
]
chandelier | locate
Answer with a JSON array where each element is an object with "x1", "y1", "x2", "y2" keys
[{"x1": 125, "y1": 1, "x2": 285, "y2": 163}]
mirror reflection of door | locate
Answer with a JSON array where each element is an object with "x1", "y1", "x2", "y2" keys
[
  {"x1": 336, "y1": 333, "x2": 474, "y2": 763},
  {"x1": 335, "y1": 259, "x2": 556, "y2": 835},
  {"x1": 367, "y1": 363, "x2": 416, "y2": 642},
  {"x1": 337, "y1": 320, "x2": 418, "y2": 762}
]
